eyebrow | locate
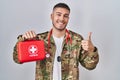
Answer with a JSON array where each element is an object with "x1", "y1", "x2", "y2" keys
[{"x1": 55, "y1": 12, "x2": 69, "y2": 15}]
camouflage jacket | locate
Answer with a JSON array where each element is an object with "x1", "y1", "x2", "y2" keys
[{"x1": 13, "y1": 30, "x2": 99, "y2": 80}]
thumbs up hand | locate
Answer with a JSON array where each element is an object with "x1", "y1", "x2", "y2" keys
[{"x1": 81, "y1": 32, "x2": 95, "y2": 52}]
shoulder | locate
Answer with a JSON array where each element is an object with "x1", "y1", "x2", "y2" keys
[
  {"x1": 69, "y1": 30, "x2": 83, "y2": 40},
  {"x1": 37, "y1": 31, "x2": 49, "y2": 36},
  {"x1": 37, "y1": 31, "x2": 49, "y2": 40}
]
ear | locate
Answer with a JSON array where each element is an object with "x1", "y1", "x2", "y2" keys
[{"x1": 51, "y1": 13, "x2": 53, "y2": 20}]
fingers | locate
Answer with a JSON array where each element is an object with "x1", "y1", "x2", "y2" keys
[
  {"x1": 81, "y1": 40, "x2": 94, "y2": 51},
  {"x1": 81, "y1": 40, "x2": 89, "y2": 51},
  {"x1": 81, "y1": 32, "x2": 94, "y2": 51},
  {"x1": 87, "y1": 32, "x2": 92, "y2": 41},
  {"x1": 22, "y1": 30, "x2": 37, "y2": 40}
]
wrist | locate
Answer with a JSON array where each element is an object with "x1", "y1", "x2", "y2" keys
[
  {"x1": 17, "y1": 35, "x2": 25, "y2": 42},
  {"x1": 93, "y1": 46, "x2": 97, "y2": 52}
]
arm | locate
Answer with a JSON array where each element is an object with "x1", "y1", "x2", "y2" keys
[
  {"x1": 13, "y1": 35, "x2": 24, "y2": 64},
  {"x1": 79, "y1": 32, "x2": 99, "y2": 70},
  {"x1": 13, "y1": 30, "x2": 37, "y2": 64},
  {"x1": 79, "y1": 47, "x2": 99, "y2": 70}
]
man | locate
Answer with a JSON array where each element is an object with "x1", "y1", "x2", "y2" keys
[{"x1": 13, "y1": 3, "x2": 99, "y2": 80}]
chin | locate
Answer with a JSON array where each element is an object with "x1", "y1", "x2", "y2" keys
[{"x1": 57, "y1": 26, "x2": 66, "y2": 31}]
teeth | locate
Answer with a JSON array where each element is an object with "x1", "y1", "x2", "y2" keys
[
  {"x1": 59, "y1": 23, "x2": 63, "y2": 24},
  {"x1": 58, "y1": 22, "x2": 64, "y2": 25},
  {"x1": 57, "y1": 20, "x2": 64, "y2": 25}
]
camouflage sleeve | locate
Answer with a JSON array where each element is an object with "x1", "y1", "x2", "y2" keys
[
  {"x1": 13, "y1": 35, "x2": 24, "y2": 64},
  {"x1": 79, "y1": 47, "x2": 99, "y2": 70}
]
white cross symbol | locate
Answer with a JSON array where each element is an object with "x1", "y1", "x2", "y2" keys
[{"x1": 29, "y1": 46, "x2": 37, "y2": 54}]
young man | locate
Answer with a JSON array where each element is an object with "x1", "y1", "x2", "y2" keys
[{"x1": 13, "y1": 3, "x2": 99, "y2": 80}]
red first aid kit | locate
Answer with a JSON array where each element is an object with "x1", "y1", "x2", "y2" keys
[{"x1": 17, "y1": 40, "x2": 45, "y2": 63}]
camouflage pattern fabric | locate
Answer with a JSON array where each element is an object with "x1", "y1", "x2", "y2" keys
[{"x1": 13, "y1": 30, "x2": 99, "y2": 80}]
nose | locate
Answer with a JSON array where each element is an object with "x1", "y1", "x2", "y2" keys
[{"x1": 59, "y1": 15, "x2": 64, "y2": 21}]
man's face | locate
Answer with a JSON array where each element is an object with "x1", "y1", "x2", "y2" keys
[{"x1": 51, "y1": 7, "x2": 70, "y2": 31}]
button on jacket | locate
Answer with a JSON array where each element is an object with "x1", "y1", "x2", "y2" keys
[{"x1": 13, "y1": 30, "x2": 99, "y2": 80}]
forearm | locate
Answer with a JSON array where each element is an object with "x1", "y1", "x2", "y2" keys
[
  {"x1": 13, "y1": 35, "x2": 24, "y2": 64},
  {"x1": 79, "y1": 48, "x2": 99, "y2": 70}
]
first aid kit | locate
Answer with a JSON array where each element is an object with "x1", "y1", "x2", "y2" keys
[{"x1": 17, "y1": 40, "x2": 45, "y2": 63}]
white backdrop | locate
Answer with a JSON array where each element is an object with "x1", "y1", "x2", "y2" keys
[{"x1": 0, "y1": 0, "x2": 120, "y2": 80}]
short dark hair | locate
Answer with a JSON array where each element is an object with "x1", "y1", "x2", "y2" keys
[{"x1": 53, "y1": 3, "x2": 70, "y2": 12}]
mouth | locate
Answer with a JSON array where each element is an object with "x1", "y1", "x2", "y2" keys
[{"x1": 57, "y1": 21, "x2": 65, "y2": 25}]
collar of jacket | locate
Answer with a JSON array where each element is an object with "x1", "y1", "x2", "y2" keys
[{"x1": 47, "y1": 28, "x2": 72, "y2": 51}]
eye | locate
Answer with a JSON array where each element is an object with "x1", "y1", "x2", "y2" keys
[
  {"x1": 56, "y1": 13, "x2": 61, "y2": 16},
  {"x1": 64, "y1": 15, "x2": 69, "y2": 18}
]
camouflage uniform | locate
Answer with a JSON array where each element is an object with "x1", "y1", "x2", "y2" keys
[{"x1": 13, "y1": 30, "x2": 99, "y2": 80}]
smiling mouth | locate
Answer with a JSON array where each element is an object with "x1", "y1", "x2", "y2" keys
[
  {"x1": 58, "y1": 23, "x2": 64, "y2": 25},
  {"x1": 57, "y1": 21, "x2": 65, "y2": 25}
]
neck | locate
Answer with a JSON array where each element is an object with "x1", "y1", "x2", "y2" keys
[{"x1": 52, "y1": 28, "x2": 66, "y2": 38}]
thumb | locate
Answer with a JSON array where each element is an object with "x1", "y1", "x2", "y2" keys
[{"x1": 87, "y1": 32, "x2": 92, "y2": 41}]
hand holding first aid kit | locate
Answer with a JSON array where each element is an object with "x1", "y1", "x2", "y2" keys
[{"x1": 17, "y1": 31, "x2": 46, "y2": 63}]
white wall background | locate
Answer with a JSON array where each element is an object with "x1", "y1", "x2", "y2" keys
[{"x1": 0, "y1": 0, "x2": 120, "y2": 80}]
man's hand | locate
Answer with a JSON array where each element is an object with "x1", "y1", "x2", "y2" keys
[
  {"x1": 81, "y1": 32, "x2": 95, "y2": 52},
  {"x1": 22, "y1": 30, "x2": 37, "y2": 40}
]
